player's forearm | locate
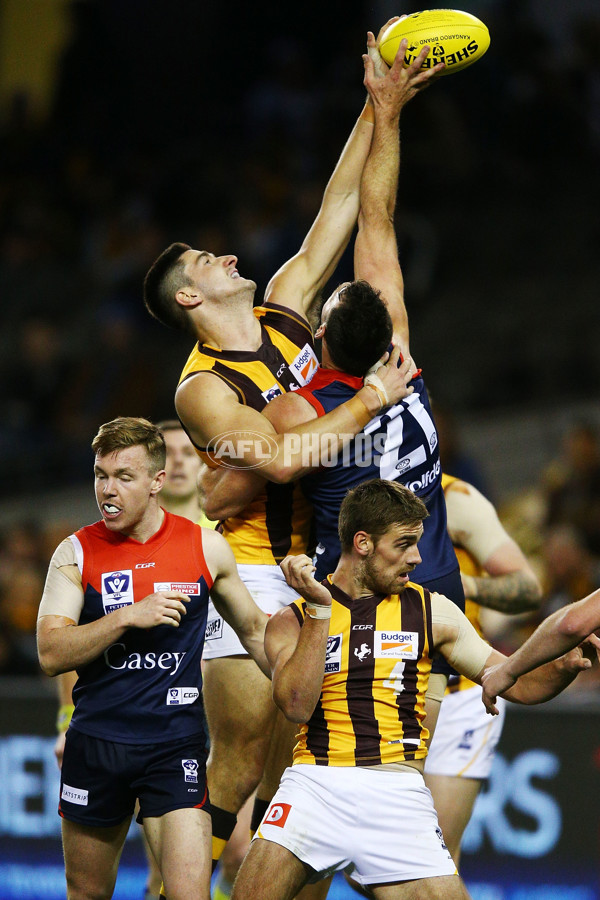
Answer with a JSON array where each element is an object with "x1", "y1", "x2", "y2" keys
[
  {"x1": 464, "y1": 570, "x2": 542, "y2": 614},
  {"x1": 502, "y1": 604, "x2": 594, "y2": 683},
  {"x1": 503, "y1": 654, "x2": 579, "y2": 705},
  {"x1": 37, "y1": 612, "x2": 130, "y2": 676},
  {"x1": 263, "y1": 386, "x2": 383, "y2": 482},
  {"x1": 200, "y1": 466, "x2": 264, "y2": 520},
  {"x1": 273, "y1": 621, "x2": 329, "y2": 723},
  {"x1": 359, "y1": 104, "x2": 400, "y2": 224},
  {"x1": 323, "y1": 104, "x2": 375, "y2": 203},
  {"x1": 237, "y1": 628, "x2": 271, "y2": 679}
]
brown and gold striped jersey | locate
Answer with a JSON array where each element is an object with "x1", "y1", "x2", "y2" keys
[
  {"x1": 290, "y1": 578, "x2": 435, "y2": 767},
  {"x1": 178, "y1": 303, "x2": 318, "y2": 565}
]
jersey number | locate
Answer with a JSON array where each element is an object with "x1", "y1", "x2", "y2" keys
[{"x1": 383, "y1": 662, "x2": 406, "y2": 695}]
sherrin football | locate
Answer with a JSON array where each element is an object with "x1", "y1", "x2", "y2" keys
[{"x1": 379, "y1": 9, "x2": 490, "y2": 75}]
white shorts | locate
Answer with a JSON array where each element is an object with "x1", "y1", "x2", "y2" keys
[
  {"x1": 254, "y1": 764, "x2": 457, "y2": 886},
  {"x1": 424, "y1": 684, "x2": 506, "y2": 779},
  {"x1": 203, "y1": 563, "x2": 300, "y2": 660}
]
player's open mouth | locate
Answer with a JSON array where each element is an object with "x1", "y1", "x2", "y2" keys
[
  {"x1": 229, "y1": 270, "x2": 240, "y2": 278},
  {"x1": 103, "y1": 504, "x2": 121, "y2": 517}
]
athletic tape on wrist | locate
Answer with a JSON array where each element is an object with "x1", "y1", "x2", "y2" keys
[{"x1": 305, "y1": 603, "x2": 332, "y2": 620}]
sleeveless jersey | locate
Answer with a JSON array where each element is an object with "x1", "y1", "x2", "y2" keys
[
  {"x1": 298, "y1": 368, "x2": 458, "y2": 584},
  {"x1": 442, "y1": 473, "x2": 485, "y2": 693},
  {"x1": 290, "y1": 579, "x2": 434, "y2": 767},
  {"x1": 179, "y1": 302, "x2": 318, "y2": 564},
  {"x1": 69, "y1": 512, "x2": 212, "y2": 744}
]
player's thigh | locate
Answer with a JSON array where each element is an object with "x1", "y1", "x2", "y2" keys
[
  {"x1": 203, "y1": 655, "x2": 276, "y2": 747},
  {"x1": 423, "y1": 773, "x2": 481, "y2": 860},
  {"x1": 257, "y1": 710, "x2": 300, "y2": 798},
  {"x1": 62, "y1": 817, "x2": 131, "y2": 900},
  {"x1": 143, "y1": 807, "x2": 212, "y2": 900},
  {"x1": 231, "y1": 838, "x2": 310, "y2": 900},
  {"x1": 370, "y1": 874, "x2": 470, "y2": 899}
]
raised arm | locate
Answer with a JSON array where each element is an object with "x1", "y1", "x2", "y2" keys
[
  {"x1": 481, "y1": 589, "x2": 600, "y2": 712},
  {"x1": 355, "y1": 37, "x2": 443, "y2": 356},
  {"x1": 266, "y1": 555, "x2": 333, "y2": 722},
  {"x1": 202, "y1": 528, "x2": 270, "y2": 677},
  {"x1": 176, "y1": 345, "x2": 412, "y2": 482},
  {"x1": 445, "y1": 478, "x2": 542, "y2": 614}
]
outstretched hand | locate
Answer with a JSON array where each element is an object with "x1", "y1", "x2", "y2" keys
[{"x1": 363, "y1": 35, "x2": 444, "y2": 116}]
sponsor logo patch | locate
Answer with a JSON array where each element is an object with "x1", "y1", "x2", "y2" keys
[
  {"x1": 167, "y1": 687, "x2": 199, "y2": 705},
  {"x1": 205, "y1": 617, "x2": 223, "y2": 641},
  {"x1": 101, "y1": 570, "x2": 134, "y2": 614},
  {"x1": 354, "y1": 642, "x2": 371, "y2": 661},
  {"x1": 264, "y1": 802, "x2": 291, "y2": 828},
  {"x1": 261, "y1": 384, "x2": 283, "y2": 403},
  {"x1": 374, "y1": 631, "x2": 419, "y2": 659},
  {"x1": 182, "y1": 759, "x2": 198, "y2": 783},
  {"x1": 61, "y1": 783, "x2": 89, "y2": 806},
  {"x1": 290, "y1": 344, "x2": 318, "y2": 387},
  {"x1": 324, "y1": 633, "x2": 343, "y2": 673},
  {"x1": 154, "y1": 582, "x2": 201, "y2": 595}
]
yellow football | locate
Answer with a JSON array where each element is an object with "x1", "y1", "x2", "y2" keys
[{"x1": 379, "y1": 9, "x2": 490, "y2": 75}]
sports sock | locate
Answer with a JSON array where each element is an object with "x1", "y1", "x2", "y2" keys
[
  {"x1": 249, "y1": 796, "x2": 270, "y2": 837},
  {"x1": 211, "y1": 805, "x2": 238, "y2": 872}
]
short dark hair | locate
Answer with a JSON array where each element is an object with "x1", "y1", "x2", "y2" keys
[
  {"x1": 92, "y1": 417, "x2": 166, "y2": 474},
  {"x1": 338, "y1": 479, "x2": 428, "y2": 552},
  {"x1": 143, "y1": 242, "x2": 195, "y2": 334},
  {"x1": 324, "y1": 281, "x2": 393, "y2": 377}
]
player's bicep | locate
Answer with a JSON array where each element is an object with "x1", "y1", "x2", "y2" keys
[{"x1": 176, "y1": 373, "x2": 277, "y2": 445}]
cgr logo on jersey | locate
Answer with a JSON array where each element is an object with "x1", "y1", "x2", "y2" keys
[
  {"x1": 290, "y1": 344, "x2": 318, "y2": 387},
  {"x1": 167, "y1": 687, "x2": 199, "y2": 706},
  {"x1": 261, "y1": 384, "x2": 283, "y2": 403},
  {"x1": 324, "y1": 633, "x2": 343, "y2": 673},
  {"x1": 205, "y1": 616, "x2": 223, "y2": 641},
  {"x1": 182, "y1": 759, "x2": 198, "y2": 783},
  {"x1": 374, "y1": 631, "x2": 419, "y2": 659},
  {"x1": 154, "y1": 582, "x2": 201, "y2": 595},
  {"x1": 264, "y1": 802, "x2": 291, "y2": 828},
  {"x1": 101, "y1": 570, "x2": 134, "y2": 614}
]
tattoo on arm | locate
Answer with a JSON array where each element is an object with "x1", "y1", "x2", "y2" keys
[{"x1": 470, "y1": 571, "x2": 541, "y2": 614}]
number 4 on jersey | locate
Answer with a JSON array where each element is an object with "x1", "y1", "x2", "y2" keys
[{"x1": 383, "y1": 661, "x2": 406, "y2": 695}]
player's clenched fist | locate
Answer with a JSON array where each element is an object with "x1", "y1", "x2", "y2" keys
[{"x1": 280, "y1": 555, "x2": 332, "y2": 607}]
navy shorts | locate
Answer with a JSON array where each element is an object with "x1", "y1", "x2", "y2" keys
[
  {"x1": 59, "y1": 728, "x2": 209, "y2": 827},
  {"x1": 422, "y1": 565, "x2": 464, "y2": 676}
]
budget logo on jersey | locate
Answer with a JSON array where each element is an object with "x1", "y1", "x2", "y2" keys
[
  {"x1": 102, "y1": 570, "x2": 134, "y2": 614},
  {"x1": 167, "y1": 687, "x2": 199, "y2": 706},
  {"x1": 182, "y1": 759, "x2": 198, "y2": 783},
  {"x1": 290, "y1": 344, "x2": 318, "y2": 387},
  {"x1": 154, "y1": 582, "x2": 201, "y2": 595},
  {"x1": 324, "y1": 633, "x2": 343, "y2": 673},
  {"x1": 374, "y1": 631, "x2": 419, "y2": 659},
  {"x1": 264, "y1": 802, "x2": 291, "y2": 828},
  {"x1": 205, "y1": 616, "x2": 223, "y2": 641}
]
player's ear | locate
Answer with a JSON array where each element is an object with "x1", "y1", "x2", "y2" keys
[
  {"x1": 150, "y1": 470, "x2": 166, "y2": 496},
  {"x1": 315, "y1": 322, "x2": 326, "y2": 340},
  {"x1": 353, "y1": 531, "x2": 373, "y2": 556},
  {"x1": 175, "y1": 287, "x2": 203, "y2": 309}
]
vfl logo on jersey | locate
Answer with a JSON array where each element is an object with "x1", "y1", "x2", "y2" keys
[
  {"x1": 61, "y1": 783, "x2": 88, "y2": 806},
  {"x1": 374, "y1": 631, "x2": 419, "y2": 660},
  {"x1": 182, "y1": 759, "x2": 198, "y2": 783},
  {"x1": 205, "y1": 616, "x2": 223, "y2": 641},
  {"x1": 264, "y1": 802, "x2": 291, "y2": 828},
  {"x1": 324, "y1": 633, "x2": 343, "y2": 673},
  {"x1": 354, "y1": 642, "x2": 371, "y2": 662},
  {"x1": 261, "y1": 384, "x2": 283, "y2": 403},
  {"x1": 290, "y1": 344, "x2": 318, "y2": 387},
  {"x1": 167, "y1": 687, "x2": 199, "y2": 705},
  {"x1": 102, "y1": 570, "x2": 134, "y2": 614},
  {"x1": 154, "y1": 582, "x2": 201, "y2": 595}
]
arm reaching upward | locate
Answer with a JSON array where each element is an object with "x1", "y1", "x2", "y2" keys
[{"x1": 355, "y1": 37, "x2": 443, "y2": 357}]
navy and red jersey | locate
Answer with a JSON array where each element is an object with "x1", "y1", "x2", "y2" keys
[
  {"x1": 69, "y1": 511, "x2": 212, "y2": 744},
  {"x1": 298, "y1": 367, "x2": 459, "y2": 589}
]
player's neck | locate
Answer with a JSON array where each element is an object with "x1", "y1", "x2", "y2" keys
[
  {"x1": 124, "y1": 505, "x2": 165, "y2": 544},
  {"x1": 197, "y1": 302, "x2": 262, "y2": 351},
  {"x1": 330, "y1": 557, "x2": 374, "y2": 600},
  {"x1": 161, "y1": 496, "x2": 203, "y2": 523}
]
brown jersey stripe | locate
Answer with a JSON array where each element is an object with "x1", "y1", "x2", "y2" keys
[
  {"x1": 264, "y1": 480, "x2": 295, "y2": 563},
  {"x1": 347, "y1": 596, "x2": 381, "y2": 765},
  {"x1": 258, "y1": 303, "x2": 313, "y2": 340}
]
